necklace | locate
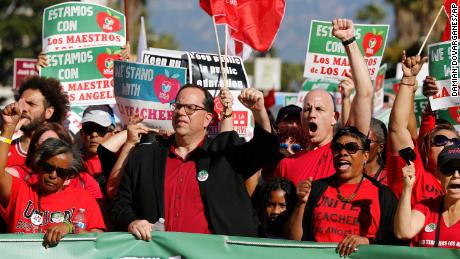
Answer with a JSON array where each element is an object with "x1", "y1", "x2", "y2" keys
[{"x1": 336, "y1": 174, "x2": 364, "y2": 203}]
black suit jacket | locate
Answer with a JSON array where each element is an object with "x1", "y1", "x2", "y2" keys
[{"x1": 111, "y1": 126, "x2": 278, "y2": 237}]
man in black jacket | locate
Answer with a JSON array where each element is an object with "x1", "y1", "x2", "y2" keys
[{"x1": 111, "y1": 84, "x2": 277, "y2": 240}]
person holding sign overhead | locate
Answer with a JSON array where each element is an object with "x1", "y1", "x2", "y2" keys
[
  {"x1": 275, "y1": 19, "x2": 374, "y2": 185},
  {"x1": 111, "y1": 84, "x2": 278, "y2": 240}
]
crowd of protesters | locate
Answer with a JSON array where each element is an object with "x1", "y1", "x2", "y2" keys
[{"x1": 0, "y1": 18, "x2": 459, "y2": 255}]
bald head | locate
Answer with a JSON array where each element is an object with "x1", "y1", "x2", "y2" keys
[
  {"x1": 301, "y1": 89, "x2": 337, "y2": 147},
  {"x1": 304, "y1": 89, "x2": 336, "y2": 112}
]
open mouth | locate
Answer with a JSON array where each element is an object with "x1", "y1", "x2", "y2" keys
[
  {"x1": 308, "y1": 122, "x2": 318, "y2": 132},
  {"x1": 336, "y1": 160, "x2": 351, "y2": 170},
  {"x1": 448, "y1": 183, "x2": 460, "y2": 190}
]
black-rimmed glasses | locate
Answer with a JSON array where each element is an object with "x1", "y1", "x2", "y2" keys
[{"x1": 170, "y1": 103, "x2": 208, "y2": 115}]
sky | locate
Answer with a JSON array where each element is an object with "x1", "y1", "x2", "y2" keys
[{"x1": 146, "y1": 0, "x2": 395, "y2": 63}]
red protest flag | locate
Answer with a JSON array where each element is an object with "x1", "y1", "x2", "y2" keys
[
  {"x1": 264, "y1": 89, "x2": 276, "y2": 109},
  {"x1": 441, "y1": 0, "x2": 458, "y2": 41},
  {"x1": 200, "y1": 0, "x2": 239, "y2": 30},
  {"x1": 230, "y1": 0, "x2": 286, "y2": 52}
]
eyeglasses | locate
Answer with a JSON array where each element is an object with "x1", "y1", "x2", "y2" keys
[
  {"x1": 439, "y1": 162, "x2": 460, "y2": 177},
  {"x1": 170, "y1": 103, "x2": 207, "y2": 115},
  {"x1": 432, "y1": 135, "x2": 460, "y2": 147},
  {"x1": 280, "y1": 143, "x2": 303, "y2": 153},
  {"x1": 81, "y1": 123, "x2": 111, "y2": 136},
  {"x1": 331, "y1": 142, "x2": 364, "y2": 154},
  {"x1": 40, "y1": 161, "x2": 76, "y2": 178}
]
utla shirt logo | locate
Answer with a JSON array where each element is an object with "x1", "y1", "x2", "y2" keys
[{"x1": 424, "y1": 223, "x2": 437, "y2": 233}]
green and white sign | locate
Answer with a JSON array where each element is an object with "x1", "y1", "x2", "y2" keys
[
  {"x1": 43, "y1": 2, "x2": 126, "y2": 52},
  {"x1": 298, "y1": 78, "x2": 342, "y2": 116},
  {"x1": 439, "y1": 106, "x2": 460, "y2": 131},
  {"x1": 373, "y1": 64, "x2": 386, "y2": 113},
  {"x1": 41, "y1": 45, "x2": 121, "y2": 106},
  {"x1": 304, "y1": 20, "x2": 389, "y2": 80},
  {"x1": 428, "y1": 41, "x2": 460, "y2": 110}
]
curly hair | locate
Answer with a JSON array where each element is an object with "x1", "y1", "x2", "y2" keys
[
  {"x1": 17, "y1": 76, "x2": 70, "y2": 124},
  {"x1": 25, "y1": 122, "x2": 73, "y2": 168}
]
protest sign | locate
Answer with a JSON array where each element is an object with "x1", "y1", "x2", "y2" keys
[
  {"x1": 373, "y1": 64, "x2": 386, "y2": 113},
  {"x1": 414, "y1": 96, "x2": 429, "y2": 128},
  {"x1": 113, "y1": 60, "x2": 186, "y2": 131},
  {"x1": 40, "y1": 45, "x2": 121, "y2": 106},
  {"x1": 13, "y1": 58, "x2": 38, "y2": 90},
  {"x1": 439, "y1": 106, "x2": 460, "y2": 131},
  {"x1": 254, "y1": 57, "x2": 282, "y2": 90},
  {"x1": 188, "y1": 52, "x2": 249, "y2": 91},
  {"x1": 304, "y1": 20, "x2": 389, "y2": 80},
  {"x1": 298, "y1": 78, "x2": 341, "y2": 108},
  {"x1": 208, "y1": 90, "x2": 254, "y2": 138},
  {"x1": 428, "y1": 41, "x2": 460, "y2": 110},
  {"x1": 43, "y1": 2, "x2": 126, "y2": 52},
  {"x1": 142, "y1": 48, "x2": 192, "y2": 82}
]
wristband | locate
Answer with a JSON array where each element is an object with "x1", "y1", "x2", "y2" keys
[
  {"x1": 63, "y1": 221, "x2": 74, "y2": 234},
  {"x1": 401, "y1": 76, "x2": 416, "y2": 85},
  {"x1": 342, "y1": 36, "x2": 356, "y2": 46},
  {"x1": 222, "y1": 112, "x2": 233, "y2": 119},
  {"x1": 0, "y1": 136, "x2": 12, "y2": 145}
]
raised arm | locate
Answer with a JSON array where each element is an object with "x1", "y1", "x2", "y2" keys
[
  {"x1": 107, "y1": 115, "x2": 152, "y2": 200},
  {"x1": 339, "y1": 71, "x2": 355, "y2": 127},
  {"x1": 389, "y1": 52, "x2": 427, "y2": 154},
  {"x1": 218, "y1": 87, "x2": 234, "y2": 133},
  {"x1": 332, "y1": 19, "x2": 373, "y2": 134},
  {"x1": 0, "y1": 102, "x2": 24, "y2": 207},
  {"x1": 286, "y1": 178, "x2": 312, "y2": 240},
  {"x1": 394, "y1": 163, "x2": 425, "y2": 239},
  {"x1": 238, "y1": 88, "x2": 271, "y2": 133}
]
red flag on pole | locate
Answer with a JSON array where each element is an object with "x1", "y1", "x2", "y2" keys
[
  {"x1": 200, "y1": 0, "x2": 239, "y2": 31},
  {"x1": 441, "y1": 0, "x2": 456, "y2": 41},
  {"x1": 229, "y1": 0, "x2": 285, "y2": 52},
  {"x1": 200, "y1": 0, "x2": 286, "y2": 53}
]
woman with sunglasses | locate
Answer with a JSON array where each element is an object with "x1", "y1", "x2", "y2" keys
[
  {"x1": 286, "y1": 127, "x2": 398, "y2": 257},
  {"x1": 5, "y1": 123, "x2": 103, "y2": 201},
  {"x1": 395, "y1": 145, "x2": 460, "y2": 248},
  {"x1": 0, "y1": 102, "x2": 105, "y2": 246}
]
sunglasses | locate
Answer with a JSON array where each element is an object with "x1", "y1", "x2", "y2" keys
[
  {"x1": 280, "y1": 143, "x2": 303, "y2": 153},
  {"x1": 439, "y1": 161, "x2": 460, "y2": 177},
  {"x1": 331, "y1": 142, "x2": 364, "y2": 154},
  {"x1": 82, "y1": 123, "x2": 111, "y2": 136},
  {"x1": 432, "y1": 135, "x2": 460, "y2": 147},
  {"x1": 40, "y1": 161, "x2": 76, "y2": 178}
]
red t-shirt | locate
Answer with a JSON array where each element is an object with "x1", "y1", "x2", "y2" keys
[
  {"x1": 163, "y1": 145, "x2": 211, "y2": 234},
  {"x1": 6, "y1": 139, "x2": 27, "y2": 167},
  {"x1": 84, "y1": 155, "x2": 103, "y2": 177},
  {"x1": 368, "y1": 167, "x2": 388, "y2": 186},
  {"x1": 0, "y1": 177, "x2": 106, "y2": 233},
  {"x1": 9, "y1": 165, "x2": 103, "y2": 200},
  {"x1": 386, "y1": 142, "x2": 442, "y2": 205},
  {"x1": 413, "y1": 196, "x2": 460, "y2": 248},
  {"x1": 275, "y1": 143, "x2": 335, "y2": 185},
  {"x1": 312, "y1": 179, "x2": 380, "y2": 242}
]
